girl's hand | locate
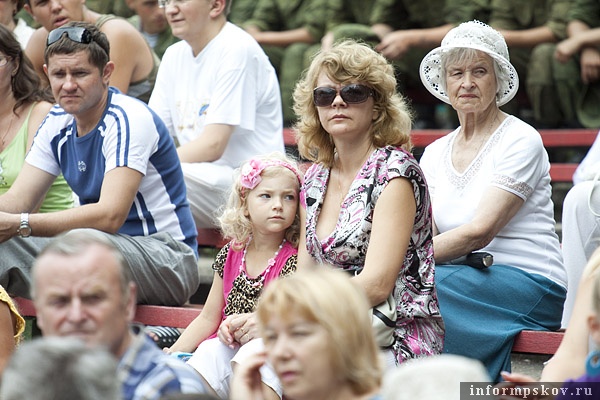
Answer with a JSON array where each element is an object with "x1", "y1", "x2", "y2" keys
[
  {"x1": 217, "y1": 315, "x2": 238, "y2": 349},
  {"x1": 230, "y1": 351, "x2": 269, "y2": 400},
  {"x1": 230, "y1": 313, "x2": 259, "y2": 346}
]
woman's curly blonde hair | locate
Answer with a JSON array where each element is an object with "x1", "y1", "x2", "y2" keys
[{"x1": 292, "y1": 40, "x2": 413, "y2": 167}]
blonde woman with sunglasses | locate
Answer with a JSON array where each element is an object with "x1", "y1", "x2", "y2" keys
[{"x1": 292, "y1": 40, "x2": 445, "y2": 368}]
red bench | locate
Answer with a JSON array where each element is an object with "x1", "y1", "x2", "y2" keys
[
  {"x1": 198, "y1": 128, "x2": 597, "y2": 249},
  {"x1": 285, "y1": 127, "x2": 598, "y2": 183},
  {"x1": 408, "y1": 128, "x2": 597, "y2": 183},
  {"x1": 13, "y1": 296, "x2": 203, "y2": 330},
  {"x1": 186, "y1": 128, "x2": 585, "y2": 356},
  {"x1": 12, "y1": 296, "x2": 563, "y2": 355}
]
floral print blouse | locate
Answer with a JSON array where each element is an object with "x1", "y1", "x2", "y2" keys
[{"x1": 301, "y1": 145, "x2": 444, "y2": 363}]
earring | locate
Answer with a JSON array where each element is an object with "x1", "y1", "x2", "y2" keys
[{"x1": 586, "y1": 349, "x2": 600, "y2": 377}]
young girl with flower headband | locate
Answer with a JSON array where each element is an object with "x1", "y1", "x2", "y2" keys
[{"x1": 166, "y1": 152, "x2": 303, "y2": 399}]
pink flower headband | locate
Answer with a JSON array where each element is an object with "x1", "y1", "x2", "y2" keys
[{"x1": 240, "y1": 158, "x2": 303, "y2": 190}]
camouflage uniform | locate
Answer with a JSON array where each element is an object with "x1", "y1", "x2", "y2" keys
[
  {"x1": 566, "y1": 0, "x2": 600, "y2": 127},
  {"x1": 127, "y1": 15, "x2": 180, "y2": 60},
  {"x1": 86, "y1": 0, "x2": 133, "y2": 18},
  {"x1": 371, "y1": 0, "x2": 488, "y2": 92},
  {"x1": 325, "y1": 0, "x2": 378, "y2": 46},
  {"x1": 228, "y1": 0, "x2": 258, "y2": 26},
  {"x1": 301, "y1": 0, "x2": 379, "y2": 73},
  {"x1": 244, "y1": 0, "x2": 328, "y2": 124},
  {"x1": 489, "y1": 0, "x2": 572, "y2": 123}
]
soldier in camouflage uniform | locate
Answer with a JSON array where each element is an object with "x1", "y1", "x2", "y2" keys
[
  {"x1": 531, "y1": 0, "x2": 600, "y2": 128},
  {"x1": 372, "y1": 0, "x2": 488, "y2": 93},
  {"x1": 301, "y1": 0, "x2": 378, "y2": 73},
  {"x1": 243, "y1": 0, "x2": 328, "y2": 125},
  {"x1": 489, "y1": 0, "x2": 572, "y2": 123},
  {"x1": 368, "y1": 0, "x2": 489, "y2": 126},
  {"x1": 228, "y1": 0, "x2": 257, "y2": 26},
  {"x1": 126, "y1": 0, "x2": 179, "y2": 59},
  {"x1": 86, "y1": 0, "x2": 133, "y2": 18}
]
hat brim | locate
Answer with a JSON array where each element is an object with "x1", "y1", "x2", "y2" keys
[{"x1": 419, "y1": 44, "x2": 519, "y2": 107}]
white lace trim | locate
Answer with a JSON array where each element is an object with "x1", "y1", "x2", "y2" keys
[{"x1": 442, "y1": 116, "x2": 532, "y2": 198}]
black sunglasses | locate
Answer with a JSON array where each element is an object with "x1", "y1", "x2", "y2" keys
[
  {"x1": 313, "y1": 84, "x2": 374, "y2": 107},
  {"x1": 47, "y1": 26, "x2": 93, "y2": 47}
]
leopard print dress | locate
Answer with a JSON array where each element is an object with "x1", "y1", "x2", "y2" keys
[{"x1": 215, "y1": 241, "x2": 297, "y2": 318}]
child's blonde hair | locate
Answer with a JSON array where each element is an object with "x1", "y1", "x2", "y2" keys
[{"x1": 217, "y1": 152, "x2": 303, "y2": 250}]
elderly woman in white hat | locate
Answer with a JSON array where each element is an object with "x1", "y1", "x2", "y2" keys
[{"x1": 418, "y1": 20, "x2": 567, "y2": 382}]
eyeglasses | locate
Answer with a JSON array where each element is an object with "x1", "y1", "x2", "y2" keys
[
  {"x1": 158, "y1": 0, "x2": 191, "y2": 8},
  {"x1": 313, "y1": 84, "x2": 374, "y2": 107},
  {"x1": 0, "y1": 56, "x2": 10, "y2": 68},
  {"x1": 46, "y1": 26, "x2": 93, "y2": 47}
]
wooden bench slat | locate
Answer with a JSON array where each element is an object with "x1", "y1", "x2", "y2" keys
[
  {"x1": 132, "y1": 304, "x2": 202, "y2": 329},
  {"x1": 535, "y1": 129, "x2": 598, "y2": 147},
  {"x1": 196, "y1": 228, "x2": 227, "y2": 248},
  {"x1": 12, "y1": 297, "x2": 203, "y2": 330},
  {"x1": 284, "y1": 128, "x2": 598, "y2": 149},
  {"x1": 14, "y1": 297, "x2": 563, "y2": 355},
  {"x1": 511, "y1": 329, "x2": 564, "y2": 355},
  {"x1": 550, "y1": 163, "x2": 577, "y2": 183}
]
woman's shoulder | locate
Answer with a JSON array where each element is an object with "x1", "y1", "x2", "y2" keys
[
  {"x1": 504, "y1": 115, "x2": 540, "y2": 133},
  {"x1": 303, "y1": 162, "x2": 328, "y2": 181},
  {"x1": 500, "y1": 116, "x2": 544, "y2": 147},
  {"x1": 96, "y1": 14, "x2": 153, "y2": 58},
  {"x1": 30, "y1": 101, "x2": 53, "y2": 120},
  {"x1": 377, "y1": 145, "x2": 421, "y2": 169}
]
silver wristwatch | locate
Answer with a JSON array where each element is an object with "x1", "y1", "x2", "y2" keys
[{"x1": 17, "y1": 213, "x2": 31, "y2": 238}]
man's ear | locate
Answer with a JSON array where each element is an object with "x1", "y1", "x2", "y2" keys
[
  {"x1": 43, "y1": 63, "x2": 48, "y2": 77},
  {"x1": 102, "y1": 61, "x2": 115, "y2": 84},
  {"x1": 23, "y1": 3, "x2": 35, "y2": 20},
  {"x1": 209, "y1": 0, "x2": 226, "y2": 17}
]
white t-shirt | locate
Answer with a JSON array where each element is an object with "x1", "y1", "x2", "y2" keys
[
  {"x1": 573, "y1": 130, "x2": 600, "y2": 184},
  {"x1": 420, "y1": 116, "x2": 566, "y2": 287},
  {"x1": 13, "y1": 19, "x2": 34, "y2": 50},
  {"x1": 149, "y1": 22, "x2": 284, "y2": 169}
]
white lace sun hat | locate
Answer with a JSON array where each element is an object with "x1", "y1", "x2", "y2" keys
[{"x1": 419, "y1": 20, "x2": 519, "y2": 107}]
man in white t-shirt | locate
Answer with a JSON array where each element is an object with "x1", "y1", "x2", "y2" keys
[{"x1": 149, "y1": 0, "x2": 284, "y2": 229}]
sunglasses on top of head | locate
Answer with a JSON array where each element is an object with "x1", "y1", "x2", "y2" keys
[
  {"x1": 46, "y1": 26, "x2": 93, "y2": 47},
  {"x1": 313, "y1": 84, "x2": 374, "y2": 107}
]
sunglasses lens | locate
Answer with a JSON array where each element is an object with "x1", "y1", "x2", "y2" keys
[
  {"x1": 341, "y1": 85, "x2": 371, "y2": 103},
  {"x1": 313, "y1": 85, "x2": 372, "y2": 107},
  {"x1": 313, "y1": 87, "x2": 337, "y2": 107},
  {"x1": 47, "y1": 27, "x2": 92, "y2": 47}
]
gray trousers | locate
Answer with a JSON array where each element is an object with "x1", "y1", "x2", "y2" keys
[{"x1": 0, "y1": 229, "x2": 200, "y2": 306}]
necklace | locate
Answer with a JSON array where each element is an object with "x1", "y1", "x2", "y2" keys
[
  {"x1": 239, "y1": 238, "x2": 286, "y2": 288},
  {"x1": 0, "y1": 112, "x2": 15, "y2": 152}
]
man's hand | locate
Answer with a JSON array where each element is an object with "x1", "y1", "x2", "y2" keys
[
  {"x1": 580, "y1": 47, "x2": 600, "y2": 84},
  {"x1": 555, "y1": 36, "x2": 581, "y2": 63},
  {"x1": 375, "y1": 30, "x2": 414, "y2": 60}
]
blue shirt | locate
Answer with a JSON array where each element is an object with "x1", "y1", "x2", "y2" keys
[
  {"x1": 119, "y1": 327, "x2": 207, "y2": 400},
  {"x1": 27, "y1": 87, "x2": 198, "y2": 255}
]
